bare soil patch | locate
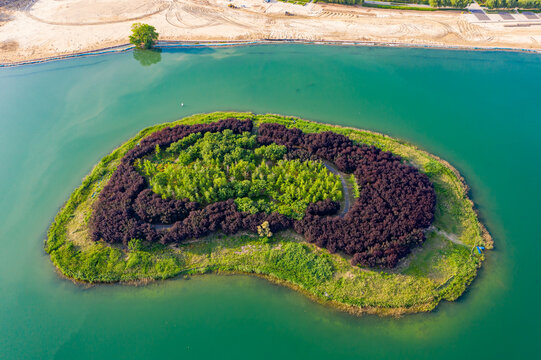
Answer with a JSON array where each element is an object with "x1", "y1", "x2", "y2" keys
[{"x1": 1, "y1": 0, "x2": 540, "y2": 64}]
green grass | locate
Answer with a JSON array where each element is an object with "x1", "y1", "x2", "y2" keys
[{"x1": 45, "y1": 112, "x2": 492, "y2": 316}]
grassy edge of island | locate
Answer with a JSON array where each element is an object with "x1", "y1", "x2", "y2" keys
[{"x1": 45, "y1": 112, "x2": 493, "y2": 316}]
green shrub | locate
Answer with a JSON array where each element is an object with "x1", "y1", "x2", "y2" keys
[{"x1": 128, "y1": 239, "x2": 143, "y2": 252}]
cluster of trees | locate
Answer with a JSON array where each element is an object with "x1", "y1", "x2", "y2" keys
[
  {"x1": 161, "y1": 199, "x2": 292, "y2": 243},
  {"x1": 90, "y1": 118, "x2": 253, "y2": 245},
  {"x1": 134, "y1": 130, "x2": 342, "y2": 219},
  {"x1": 262, "y1": 159, "x2": 343, "y2": 218},
  {"x1": 484, "y1": 0, "x2": 541, "y2": 9},
  {"x1": 258, "y1": 123, "x2": 436, "y2": 268},
  {"x1": 229, "y1": 158, "x2": 342, "y2": 219},
  {"x1": 428, "y1": 0, "x2": 470, "y2": 8},
  {"x1": 90, "y1": 118, "x2": 435, "y2": 268}
]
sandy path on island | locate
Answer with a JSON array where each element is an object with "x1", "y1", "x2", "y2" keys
[
  {"x1": 322, "y1": 160, "x2": 353, "y2": 217},
  {"x1": 427, "y1": 225, "x2": 466, "y2": 246},
  {"x1": 1, "y1": 0, "x2": 541, "y2": 64}
]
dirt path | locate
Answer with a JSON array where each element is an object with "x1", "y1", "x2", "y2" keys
[
  {"x1": 322, "y1": 160, "x2": 353, "y2": 217},
  {"x1": 427, "y1": 225, "x2": 465, "y2": 246}
]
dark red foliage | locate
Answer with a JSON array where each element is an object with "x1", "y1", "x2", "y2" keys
[
  {"x1": 90, "y1": 118, "x2": 253, "y2": 245},
  {"x1": 133, "y1": 189, "x2": 199, "y2": 224},
  {"x1": 284, "y1": 148, "x2": 319, "y2": 162},
  {"x1": 160, "y1": 199, "x2": 293, "y2": 245},
  {"x1": 89, "y1": 119, "x2": 435, "y2": 269},
  {"x1": 259, "y1": 123, "x2": 435, "y2": 267},
  {"x1": 306, "y1": 199, "x2": 340, "y2": 217}
]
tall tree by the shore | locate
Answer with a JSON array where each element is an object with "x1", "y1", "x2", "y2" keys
[{"x1": 129, "y1": 23, "x2": 159, "y2": 50}]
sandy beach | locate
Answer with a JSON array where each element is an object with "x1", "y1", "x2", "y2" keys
[{"x1": 1, "y1": 0, "x2": 541, "y2": 64}]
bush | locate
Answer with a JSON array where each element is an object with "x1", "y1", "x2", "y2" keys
[
  {"x1": 128, "y1": 239, "x2": 143, "y2": 252},
  {"x1": 257, "y1": 221, "x2": 273, "y2": 238}
]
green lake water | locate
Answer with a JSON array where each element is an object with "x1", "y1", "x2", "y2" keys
[{"x1": 0, "y1": 45, "x2": 540, "y2": 359}]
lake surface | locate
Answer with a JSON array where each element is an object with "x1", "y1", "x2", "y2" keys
[{"x1": 0, "y1": 45, "x2": 540, "y2": 359}]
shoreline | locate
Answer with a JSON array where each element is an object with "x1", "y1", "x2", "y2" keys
[
  {"x1": 53, "y1": 264, "x2": 430, "y2": 317},
  {"x1": 1, "y1": 38, "x2": 540, "y2": 68},
  {"x1": 2, "y1": 0, "x2": 541, "y2": 67}
]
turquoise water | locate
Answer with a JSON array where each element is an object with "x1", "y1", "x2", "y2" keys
[{"x1": 0, "y1": 45, "x2": 540, "y2": 359}]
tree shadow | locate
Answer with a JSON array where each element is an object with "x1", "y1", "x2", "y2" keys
[{"x1": 133, "y1": 48, "x2": 162, "y2": 67}]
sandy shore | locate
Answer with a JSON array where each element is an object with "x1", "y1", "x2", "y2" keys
[{"x1": 1, "y1": 0, "x2": 541, "y2": 65}]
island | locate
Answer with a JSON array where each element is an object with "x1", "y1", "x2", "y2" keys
[{"x1": 46, "y1": 112, "x2": 493, "y2": 316}]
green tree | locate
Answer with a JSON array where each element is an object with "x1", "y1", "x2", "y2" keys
[{"x1": 129, "y1": 23, "x2": 159, "y2": 49}]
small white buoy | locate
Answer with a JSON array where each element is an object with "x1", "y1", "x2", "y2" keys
[{"x1": 180, "y1": 102, "x2": 184, "y2": 107}]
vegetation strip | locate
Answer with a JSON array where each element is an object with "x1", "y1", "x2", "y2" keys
[{"x1": 46, "y1": 112, "x2": 492, "y2": 316}]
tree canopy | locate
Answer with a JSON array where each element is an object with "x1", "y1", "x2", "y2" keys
[
  {"x1": 129, "y1": 23, "x2": 159, "y2": 50},
  {"x1": 134, "y1": 129, "x2": 342, "y2": 219}
]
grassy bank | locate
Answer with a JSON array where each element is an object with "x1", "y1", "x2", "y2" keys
[{"x1": 45, "y1": 112, "x2": 492, "y2": 316}]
